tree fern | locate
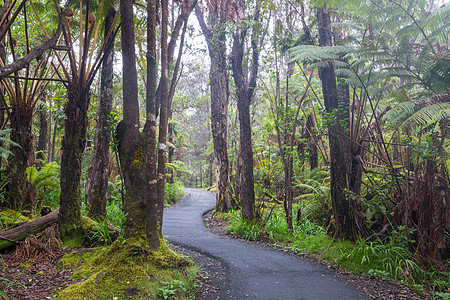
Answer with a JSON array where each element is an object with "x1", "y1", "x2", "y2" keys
[{"x1": 26, "y1": 161, "x2": 60, "y2": 191}]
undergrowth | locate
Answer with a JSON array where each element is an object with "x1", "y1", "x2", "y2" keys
[{"x1": 218, "y1": 208, "x2": 450, "y2": 298}]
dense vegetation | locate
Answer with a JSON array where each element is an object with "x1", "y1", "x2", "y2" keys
[{"x1": 0, "y1": 0, "x2": 448, "y2": 298}]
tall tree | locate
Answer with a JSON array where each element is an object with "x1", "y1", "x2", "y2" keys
[
  {"x1": 231, "y1": 0, "x2": 262, "y2": 222},
  {"x1": 117, "y1": 0, "x2": 147, "y2": 240},
  {"x1": 316, "y1": 5, "x2": 354, "y2": 240},
  {"x1": 58, "y1": 2, "x2": 118, "y2": 242},
  {"x1": 195, "y1": 1, "x2": 233, "y2": 212},
  {"x1": 144, "y1": 0, "x2": 161, "y2": 249},
  {"x1": 0, "y1": 2, "x2": 64, "y2": 210},
  {"x1": 86, "y1": 7, "x2": 116, "y2": 221}
]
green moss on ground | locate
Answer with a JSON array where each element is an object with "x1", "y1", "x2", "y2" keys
[
  {"x1": 0, "y1": 209, "x2": 31, "y2": 229},
  {"x1": 55, "y1": 239, "x2": 197, "y2": 299}
]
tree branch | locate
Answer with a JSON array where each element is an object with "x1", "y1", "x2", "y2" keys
[{"x1": 0, "y1": 11, "x2": 65, "y2": 79}]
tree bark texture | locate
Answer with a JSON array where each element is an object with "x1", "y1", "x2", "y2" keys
[
  {"x1": 232, "y1": 25, "x2": 255, "y2": 221},
  {"x1": 317, "y1": 6, "x2": 353, "y2": 240},
  {"x1": 231, "y1": 0, "x2": 262, "y2": 222},
  {"x1": 6, "y1": 109, "x2": 33, "y2": 209},
  {"x1": 86, "y1": 8, "x2": 115, "y2": 221},
  {"x1": 59, "y1": 84, "x2": 90, "y2": 242},
  {"x1": 156, "y1": 0, "x2": 170, "y2": 234},
  {"x1": 145, "y1": 0, "x2": 161, "y2": 250},
  {"x1": 196, "y1": 5, "x2": 233, "y2": 212},
  {"x1": 119, "y1": 0, "x2": 146, "y2": 241},
  {"x1": 0, "y1": 1, "x2": 8, "y2": 168}
]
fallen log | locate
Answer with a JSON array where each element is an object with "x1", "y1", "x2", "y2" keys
[{"x1": 0, "y1": 208, "x2": 59, "y2": 250}]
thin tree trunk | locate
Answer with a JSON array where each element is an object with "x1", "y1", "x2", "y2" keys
[
  {"x1": 306, "y1": 113, "x2": 318, "y2": 170},
  {"x1": 86, "y1": 8, "x2": 116, "y2": 221},
  {"x1": 36, "y1": 102, "x2": 48, "y2": 164},
  {"x1": 145, "y1": 0, "x2": 161, "y2": 250}
]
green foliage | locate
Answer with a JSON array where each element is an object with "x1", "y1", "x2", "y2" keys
[
  {"x1": 164, "y1": 181, "x2": 185, "y2": 206},
  {"x1": 26, "y1": 162, "x2": 60, "y2": 209},
  {"x1": 0, "y1": 129, "x2": 19, "y2": 163},
  {"x1": 106, "y1": 199, "x2": 126, "y2": 230},
  {"x1": 227, "y1": 211, "x2": 263, "y2": 241},
  {"x1": 294, "y1": 168, "x2": 331, "y2": 227},
  {"x1": 156, "y1": 280, "x2": 186, "y2": 299}
]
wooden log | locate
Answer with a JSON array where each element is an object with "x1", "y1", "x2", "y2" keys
[{"x1": 0, "y1": 208, "x2": 59, "y2": 250}]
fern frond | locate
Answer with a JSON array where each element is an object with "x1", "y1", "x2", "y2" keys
[
  {"x1": 384, "y1": 101, "x2": 416, "y2": 127},
  {"x1": 289, "y1": 45, "x2": 354, "y2": 64},
  {"x1": 404, "y1": 102, "x2": 450, "y2": 127}
]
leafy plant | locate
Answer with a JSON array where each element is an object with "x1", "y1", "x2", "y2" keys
[
  {"x1": 156, "y1": 280, "x2": 187, "y2": 299},
  {"x1": 26, "y1": 161, "x2": 60, "y2": 208},
  {"x1": 0, "y1": 129, "x2": 20, "y2": 162},
  {"x1": 227, "y1": 211, "x2": 263, "y2": 240}
]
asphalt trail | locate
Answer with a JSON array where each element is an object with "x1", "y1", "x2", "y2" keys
[{"x1": 163, "y1": 188, "x2": 369, "y2": 300}]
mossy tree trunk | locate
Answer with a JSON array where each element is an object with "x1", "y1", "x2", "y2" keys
[
  {"x1": 145, "y1": 0, "x2": 161, "y2": 250},
  {"x1": 7, "y1": 109, "x2": 34, "y2": 210},
  {"x1": 86, "y1": 8, "x2": 116, "y2": 221},
  {"x1": 119, "y1": 0, "x2": 147, "y2": 241},
  {"x1": 59, "y1": 84, "x2": 90, "y2": 242}
]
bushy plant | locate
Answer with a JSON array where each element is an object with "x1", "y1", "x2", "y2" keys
[
  {"x1": 26, "y1": 161, "x2": 60, "y2": 209},
  {"x1": 164, "y1": 180, "x2": 185, "y2": 205},
  {"x1": 226, "y1": 211, "x2": 263, "y2": 241}
]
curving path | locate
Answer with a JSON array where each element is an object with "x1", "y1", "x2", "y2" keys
[{"x1": 163, "y1": 188, "x2": 369, "y2": 300}]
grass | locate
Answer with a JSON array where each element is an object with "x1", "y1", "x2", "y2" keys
[{"x1": 218, "y1": 207, "x2": 450, "y2": 298}]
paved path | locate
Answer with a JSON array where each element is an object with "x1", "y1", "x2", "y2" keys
[{"x1": 163, "y1": 188, "x2": 369, "y2": 300}]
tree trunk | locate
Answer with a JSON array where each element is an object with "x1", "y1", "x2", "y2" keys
[
  {"x1": 0, "y1": 2, "x2": 7, "y2": 168},
  {"x1": 306, "y1": 113, "x2": 318, "y2": 170},
  {"x1": 0, "y1": 208, "x2": 59, "y2": 250},
  {"x1": 7, "y1": 110, "x2": 34, "y2": 210},
  {"x1": 145, "y1": 0, "x2": 162, "y2": 250},
  {"x1": 156, "y1": 0, "x2": 170, "y2": 236},
  {"x1": 195, "y1": 5, "x2": 232, "y2": 212},
  {"x1": 317, "y1": 6, "x2": 353, "y2": 240},
  {"x1": 119, "y1": 0, "x2": 146, "y2": 241},
  {"x1": 86, "y1": 8, "x2": 116, "y2": 221},
  {"x1": 231, "y1": 0, "x2": 261, "y2": 222},
  {"x1": 36, "y1": 102, "x2": 48, "y2": 164},
  {"x1": 59, "y1": 84, "x2": 90, "y2": 242}
]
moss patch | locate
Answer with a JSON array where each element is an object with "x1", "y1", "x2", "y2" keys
[
  {"x1": 0, "y1": 208, "x2": 31, "y2": 229},
  {"x1": 55, "y1": 239, "x2": 197, "y2": 299}
]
